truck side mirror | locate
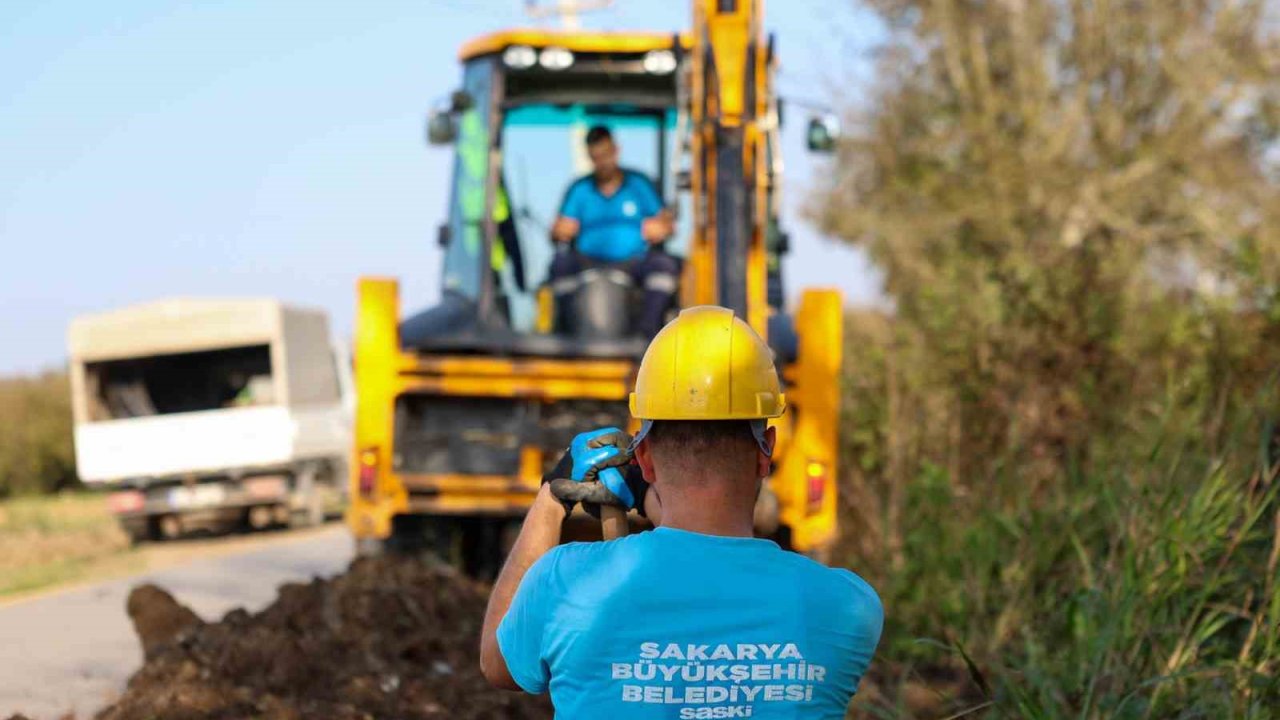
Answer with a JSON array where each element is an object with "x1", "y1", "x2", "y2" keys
[
  {"x1": 426, "y1": 111, "x2": 458, "y2": 145},
  {"x1": 806, "y1": 114, "x2": 840, "y2": 154}
]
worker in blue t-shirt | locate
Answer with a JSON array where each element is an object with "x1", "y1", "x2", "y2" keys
[
  {"x1": 549, "y1": 125, "x2": 680, "y2": 338},
  {"x1": 480, "y1": 307, "x2": 884, "y2": 719}
]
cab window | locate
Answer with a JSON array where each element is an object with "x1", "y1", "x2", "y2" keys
[{"x1": 498, "y1": 105, "x2": 687, "y2": 332}]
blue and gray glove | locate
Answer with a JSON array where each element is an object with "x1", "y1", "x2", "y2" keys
[{"x1": 543, "y1": 427, "x2": 648, "y2": 517}]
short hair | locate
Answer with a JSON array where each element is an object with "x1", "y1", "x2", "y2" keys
[
  {"x1": 585, "y1": 125, "x2": 614, "y2": 147},
  {"x1": 645, "y1": 420, "x2": 759, "y2": 467}
]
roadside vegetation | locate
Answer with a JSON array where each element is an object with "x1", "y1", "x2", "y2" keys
[
  {"x1": 0, "y1": 492, "x2": 131, "y2": 597},
  {"x1": 0, "y1": 372, "x2": 133, "y2": 597},
  {"x1": 826, "y1": 1, "x2": 1280, "y2": 717},
  {"x1": 0, "y1": 371, "x2": 76, "y2": 497}
]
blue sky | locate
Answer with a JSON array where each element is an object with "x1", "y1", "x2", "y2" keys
[{"x1": 0, "y1": 0, "x2": 884, "y2": 375}]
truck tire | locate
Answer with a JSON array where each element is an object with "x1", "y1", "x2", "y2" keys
[
  {"x1": 120, "y1": 517, "x2": 155, "y2": 545},
  {"x1": 383, "y1": 515, "x2": 457, "y2": 559},
  {"x1": 158, "y1": 514, "x2": 183, "y2": 541},
  {"x1": 289, "y1": 465, "x2": 326, "y2": 528}
]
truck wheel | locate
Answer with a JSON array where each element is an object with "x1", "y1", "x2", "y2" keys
[
  {"x1": 158, "y1": 514, "x2": 183, "y2": 541},
  {"x1": 289, "y1": 465, "x2": 325, "y2": 528},
  {"x1": 120, "y1": 517, "x2": 154, "y2": 545},
  {"x1": 382, "y1": 515, "x2": 461, "y2": 565},
  {"x1": 247, "y1": 505, "x2": 274, "y2": 531},
  {"x1": 459, "y1": 517, "x2": 519, "y2": 581}
]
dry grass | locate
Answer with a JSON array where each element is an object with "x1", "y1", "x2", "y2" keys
[{"x1": 0, "y1": 492, "x2": 133, "y2": 597}]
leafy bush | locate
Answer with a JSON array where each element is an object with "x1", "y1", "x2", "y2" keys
[
  {"x1": 818, "y1": 1, "x2": 1280, "y2": 716},
  {"x1": 0, "y1": 372, "x2": 77, "y2": 497},
  {"x1": 839, "y1": 316, "x2": 1280, "y2": 717}
]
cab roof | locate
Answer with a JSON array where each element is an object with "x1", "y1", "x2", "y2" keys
[{"x1": 459, "y1": 29, "x2": 691, "y2": 62}]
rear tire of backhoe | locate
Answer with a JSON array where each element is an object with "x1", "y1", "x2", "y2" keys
[
  {"x1": 381, "y1": 515, "x2": 517, "y2": 581},
  {"x1": 383, "y1": 515, "x2": 457, "y2": 559}
]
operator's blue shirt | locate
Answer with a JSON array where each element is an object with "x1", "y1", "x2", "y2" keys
[
  {"x1": 497, "y1": 527, "x2": 884, "y2": 720},
  {"x1": 559, "y1": 169, "x2": 664, "y2": 262}
]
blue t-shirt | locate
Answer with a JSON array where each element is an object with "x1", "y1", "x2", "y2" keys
[
  {"x1": 497, "y1": 527, "x2": 884, "y2": 720},
  {"x1": 560, "y1": 169, "x2": 664, "y2": 262}
]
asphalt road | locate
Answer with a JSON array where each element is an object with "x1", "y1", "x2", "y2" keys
[{"x1": 0, "y1": 526, "x2": 354, "y2": 719}]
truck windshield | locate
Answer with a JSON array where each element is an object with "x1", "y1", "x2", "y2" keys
[
  {"x1": 85, "y1": 345, "x2": 274, "y2": 420},
  {"x1": 498, "y1": 104, "x2": 683, "y2": 331}
]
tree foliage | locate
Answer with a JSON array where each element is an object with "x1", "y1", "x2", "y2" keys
[
  {"x1": 0, "y1": 372, "x2": 77, "y2": 497},
  {"x1": 820, "y1": 0, "x2": 1280, "y2": 480},
  {"x1": 818, "y1": 2, "x2": 1280, "y2": 716}
]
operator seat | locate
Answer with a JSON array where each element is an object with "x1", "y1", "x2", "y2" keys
[{"x1": 551, "y1": 249, "x2": 681, "y2": 342}]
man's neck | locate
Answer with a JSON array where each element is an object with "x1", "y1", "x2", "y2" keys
[
  {"x1": 594, "y1": 169, "x2": 623, "y2": 190},
  {"x1": 654, "y1": 485, "x2": 757, "y2": 539}
]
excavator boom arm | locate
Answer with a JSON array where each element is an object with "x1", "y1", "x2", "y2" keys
[{"x1": 688, "y1": 0, "x2": 771, "y2": 336}]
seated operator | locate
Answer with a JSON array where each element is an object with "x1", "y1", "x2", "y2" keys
[{"x1": 548, "y1": 125, "x2": 679, "y2": 338}]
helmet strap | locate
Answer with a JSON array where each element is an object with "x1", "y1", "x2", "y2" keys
[{"x1": 629, "y1": 419, "x2": 772, "y2": 458}]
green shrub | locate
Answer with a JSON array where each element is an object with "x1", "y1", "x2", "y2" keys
[
  {"x1": 820, "y1": 2, "x2": 1280, "y2": 715},
  {"x1": 838, "y1": 314, "x2": 1280, "y2": 718},
  {"x1": 0, "y1": 372, "x2": 77, "y2": 497}
]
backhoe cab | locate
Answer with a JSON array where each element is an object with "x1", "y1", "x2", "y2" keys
[
  {"x1": 349, "y1": 21, "x2": 843, "y2": 575},
  {"x1": 414, "y1": 32, "x2": 690, "y2": 355}
]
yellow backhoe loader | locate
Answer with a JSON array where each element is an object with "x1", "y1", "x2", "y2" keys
[{"x1": 348, "y1": 0, "x2": 844, "y2": 575}]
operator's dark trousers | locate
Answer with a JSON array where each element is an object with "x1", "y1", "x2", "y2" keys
[{"x1": 549, "y1": 247, "x2": 681, "y2": 338}]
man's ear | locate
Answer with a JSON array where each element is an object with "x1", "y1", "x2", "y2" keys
[
  {"x1": 634, "y1": 438, "x2": 657, "y2": 484},
  {"x1": 757, "y1": 426, "x2": 777, "y2": 478}
]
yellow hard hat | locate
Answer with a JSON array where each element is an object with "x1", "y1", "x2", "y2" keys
[{"x1": 629, "y1": 305, "x2": 786, "y2": 421}]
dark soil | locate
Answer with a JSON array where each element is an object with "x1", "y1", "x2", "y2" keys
[{"x1": 94, "y1": 556, "x2": 551, "y2": 720}]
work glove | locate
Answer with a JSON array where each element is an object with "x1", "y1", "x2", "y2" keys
[{"x1": 542, "y1": 428, "x2": 647, "y2": 517}]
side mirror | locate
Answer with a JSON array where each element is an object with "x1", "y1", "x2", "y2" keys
[
  {"x1": 449, "y1": 90, "x2": 474, "y2": 113},
  {"x1": 426, "y1": 111, "x2": 458, "y2": 145},
  {"x1": 425, "y1": 90, "x2": 473, "y2": 146},
  {"x1": 806, "y1": 114, "x2": 840, "y2": 154},
  {"x1": 436, "y1": 223, "x2": 451, "y2": 248}
]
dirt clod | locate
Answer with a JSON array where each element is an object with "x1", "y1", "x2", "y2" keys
[
  {"x1": 96, "y1": 556, "x2": 551, "y2": 720},
  {"x1": 126, "y1": 584, "x2": 204, "y2": 660}
]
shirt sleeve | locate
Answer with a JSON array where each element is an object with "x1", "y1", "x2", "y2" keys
[
  {"x1": 496, "y1": 550, "x2": 560, "y2": 694},
  {"x1": 559, "y1": 179, "x2": 588, "y2": 220},
  {"x1": 837, "y1": 570, "x2": 884, "y2": 691}
]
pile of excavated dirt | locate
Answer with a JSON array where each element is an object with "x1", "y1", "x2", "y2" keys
[{"x1": 95, "y1": 556, "x2": 551, "y2": 720}]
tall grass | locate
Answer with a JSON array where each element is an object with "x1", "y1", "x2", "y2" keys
[
  {"x1": 0, "y1": 492, "x2": 130, "y2": 597},
  {"x1": 838, "y1": 313, "x2": 1280, "y2": 718}
]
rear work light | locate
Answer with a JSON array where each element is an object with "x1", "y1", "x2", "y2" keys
[
  {"x1": 805, "y1": 460, "x2": 827, "y2": 515},
  {"x1": 358, "y1": 448, "x2": 379, "y2": 498}
]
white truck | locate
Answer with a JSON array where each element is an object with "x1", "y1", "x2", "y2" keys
[{"x1": 67, "y1": 298, "x2": 353, "y2": 542}]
